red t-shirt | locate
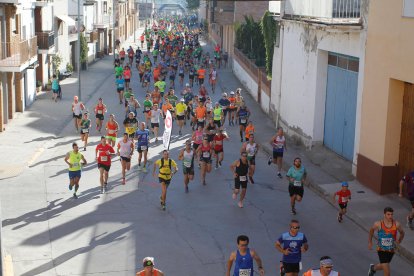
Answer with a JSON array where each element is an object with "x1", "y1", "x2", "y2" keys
[
  {"x1": 335, "y1": 189, "x2": 351, "y2": 204},
  {"x1": 96, "y1": 144, "x2": 115, "y2": 166},
  {"x1": 214, "y1": 135, "x2": 225, "y2": 151}
]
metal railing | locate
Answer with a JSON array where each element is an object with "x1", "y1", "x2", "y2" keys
[
  {"x1": 284, "y1": 0, "x2": 361, "y2": 21},
  {"x1": 0, "y1": 36, "x2": 38, "y2": 67},
  {"x1": 36, "y1": 31, "x2": 55, "y2": 49}
]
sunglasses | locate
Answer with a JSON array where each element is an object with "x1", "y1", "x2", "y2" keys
[
  {"x1": 239, "y1": 243, "x2": 248, "y2": 247},
  {"x1": 291, "y1": 226, "x2": 300, "y2": 229}
]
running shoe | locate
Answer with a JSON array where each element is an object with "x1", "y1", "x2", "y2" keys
[
  {"x1": 368, "y1": 264, "x2": 376, "y2": 276},
  {"x1": 240, "y1": 138, "x2": 243, "y2": 142},
  {"x1": 161, "y1": 204, "x2": 166, "y2": 211},
  {"x1": 268, "y1": 157, "x2": 272, "y2": 165},
  {"x1": 337, "y1": 215, "x2": 342, "y2": 223},
  {"x1": 291, "y1": 208, "x2": 297, "y2": 215},
  {"x1": 142, "y1": 167, "x2": 147, "y2": 173},
  {"x1": 277, "y1": 172, "x2": 282, "y2": 178},
  {"x1": 185, "y1": 186, "x2": 189, "y2": 193},
  {"x1": 73, "y1": 193, "x2": 78, "y2": 199},
  {"x1": 407, "y1": 216, "x2": 413, "y2": 228},
  {"x1": 198, "y1": 163, "x2": 201, "y2": 169},
  {"x1": 84, "y1": 147, "x2": 86, "y2": 151},
  {"x1": 238, "y1": 201, "x2": 243, "y2": 208},
  {"x1": 69, "y1": 184, "x2": 72, "y2": 191},
  {"x1": 215, "y1": 164, "x2": 219, "y2": 169},
  {"x1": 122, "y1": 178, "x2": 126, "y2": 185},
  {"x1": 179, "y1": 130, "x2": 182, "y2": 136},
  {"x1": 137, "y1": 164, "x2": 142, "y2": 171},
  {"x1": 202, "y1": 180, "x2": 206, "y2": 186},
  {"x1": 219, "y1": 161, "x2": 222, "y2": 167},
  {"x1": 249, "y1": 176, "x2": 254, "y2": 184}
]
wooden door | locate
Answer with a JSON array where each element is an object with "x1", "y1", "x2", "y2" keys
[{"x1": 398, "y1": 83, "x2": 414, "y2": 177}]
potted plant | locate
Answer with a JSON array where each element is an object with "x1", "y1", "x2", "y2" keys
[
  {"x1": 36, "y1": 81, "x2": 42, "y2": 93},
  {"x1": 46, "y1": 79, "x2": 52, "y2": 91},
  {"x1": 66, "y1": 63, "x2": 74, "y2": 73}
]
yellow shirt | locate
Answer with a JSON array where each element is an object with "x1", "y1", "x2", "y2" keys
[
  {"x1": 155, "y1": 158, "x2": 177, "y2": 180},
  {"x1": 175, "y1": 103, "x2": 187, "y2": 115}
]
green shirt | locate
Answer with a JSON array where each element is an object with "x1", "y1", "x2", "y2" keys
[
  {"x1": 167, "y1": 95, "x2": 178, "y2": 107},
  {"x1": 115, "y1": 66, "x2": 123, "y2": 76},
  {"x1": 124, "y1": 91, "x2": 133, "y2": 101},
  {"x1": 155, "y1": 81, "x2": 166, "y2": 93},
  {"x1": 143, "y1": 99, "x2": 153, "y2": 111}
]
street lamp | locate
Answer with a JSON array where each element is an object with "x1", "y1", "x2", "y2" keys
[{"x1": 77, "y1": 0, "x2": 82, "y2": 100}]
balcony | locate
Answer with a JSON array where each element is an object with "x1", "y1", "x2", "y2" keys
[
  {"x1": 36, "y1": 31, "x2": 55, "y2": 51},
  {"x1": 283, "y1": 0, "x2": 362, "y2": 26},
  {"x1": 94, "y1": 15, "x2": 112, "y2": 29},
  {"x1": 0, "y1": 36, "x2": 38, "y2": 72}
]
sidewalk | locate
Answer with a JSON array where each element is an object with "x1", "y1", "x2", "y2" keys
[{"x1": 214, "y1": 65, "x2": 414, "y2": 264}]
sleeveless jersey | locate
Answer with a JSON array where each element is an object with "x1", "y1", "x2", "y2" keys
[
  {"x1": 246, "y1": 143, "x2": 257, "y2": 157},
  {"x1": 68, "y1": 151, "x2": 83, "y2": 172},
  {"x1": 106, "y1": 121, "x2": 118, "y2": 137},
  {"x1": 118, "y1": 140, "x2": 133, "y2": 158},
  {"x1": 377, "y1": 220, "x2": 398, "y2": 252},
  {"x1": 183, "y1": 149, "x2": 194, "y2": 168},
  {"x1": 213, "y1": 107, "x2": 222, "y2": 121},
  {"x1": 273, "y1": 135, "x2": 285, "y2": 152},
  {"x1": 73, "y1": 102, "x2": 82, "y2": 115},
  {"x1": 201, "y1": 144, "x2": 211, "y2": 158},
  {"x1": 236, "y1": 159, "x2": 249, "y2": 180},
  {"x1": 136, "y1": 129, "x2": 150, "y2": 148},
  {"x1": 194, "y1": 130, "x2": 203, "y2": 145},
  {"x1": 238, "y1": 107, "x2": 249, "y2": 124},
  {"x1": 95, "y1": 104, "x2": 105, "y2": 115},
  {"x1": 234, "y1": 249, "x2": 253, "y2": 276}
]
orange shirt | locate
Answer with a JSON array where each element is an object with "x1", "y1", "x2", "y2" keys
[
  {"x1": 229, "y1": 96, "x2": 237, "y2": 109},
  {"x1": 195, "y1": 106, "x2": 206, "y2": 119},
  {"x1": 151, "y1": 91, "x2": 161, "y2": 104},
  {"x1": 162, "y1": 103, "x2": 173, "y2": 114},
  {"x1": 197, "y1": 69, "x2": 206, "y2": 79},
  {"x1": 153, "y1": 68, "x2": 161, "y2": 79},
  {"x1": 245, "y1": 125, "x2": 255, "y2": 138}
]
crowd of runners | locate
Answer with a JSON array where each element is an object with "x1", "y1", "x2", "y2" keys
[{"x1": 62, "y1": 14, "x2": 414, "y2": 276}]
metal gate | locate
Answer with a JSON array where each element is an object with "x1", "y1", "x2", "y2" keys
[
  {"x1": 398, "y1": 83, "x2": 414, "y2": 177},
  {"x1": 324, "y1": 53, "x2": 359, "y2": 161}
]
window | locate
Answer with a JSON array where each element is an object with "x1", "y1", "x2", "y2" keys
[
  {"x1": 328, "y1": 53, "x2": 359, "y2": 72},
  {"x1": 103, "y1": 1, "x2": 107, "y2": 14},
  {"x1": 403, "y1": 0, "x2": 414, "y2": 17}
]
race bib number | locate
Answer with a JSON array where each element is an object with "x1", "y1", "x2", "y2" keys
[
  {"x1": 240, "y1": 118, "x2": 246, "y2": 124},
  {"x1": 177, "y1": 111, "x2": 184, "y2": 116},
  {"x1": 140, "y1": 145, "x2": 147, "y2": 151},
  {"x1": 239, "y1": 269, "x2": 251, "y2": 276},
  {"x1": 183, "y1": 160, "x2": 192, "y2": 168},
  {"x1": 145, "y1": 107, "x2": 150, "y2": 111},
  {"x1": 198, "y1": 118, "x2": 204, "y2": 122},
  {"x1": 239, "y1": 175, "x2": 247, "y2": 181},
  {"x1": 294, "y1": 180, "x2": 302, "y2": 187},
  {"x1": 81, "y1": 129, "x2": 89, "y2": 134},
  {"x1": 72, "y1": 162, "x2": 79, "y2": 168},
  {"x1": 98, "y1": 110, "x2": 103, "y2": 114},
  {"x1": 101, "y1": 156, "x2": 108, "y2": 162},
  {"x1": 108, "y1": 129, "x2": 116, "y2": 135},
  {"x1": 202, "y1": 151, "x2": 210, "y2": 158},
  {"x1": 277, "y1": 143, "x2": 284, "y2": 149},
  {"x1": 380, "y1": 238, "x2": 394, "y2": 247},
  {"x1": 342, "y1": 197, "x2": 348, "y2": 202}
]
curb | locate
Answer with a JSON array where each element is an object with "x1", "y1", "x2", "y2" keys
[{"x1": 259, "y1": 142, "x2": 414, "y2": 264}]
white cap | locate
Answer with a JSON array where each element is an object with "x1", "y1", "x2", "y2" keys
[
  {"x1": 230, "y1": 91, "x2": 235, "y2": 95},
  {"x1": 186, "y1": 83, "x2": 190, "y2": 86}
]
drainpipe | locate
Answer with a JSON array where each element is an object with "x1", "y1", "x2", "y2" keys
[{"x1": 276, "y1": 20, "x2": 284, "y2": 129}]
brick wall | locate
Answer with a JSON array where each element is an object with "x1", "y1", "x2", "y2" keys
[
  {"x1": 234, "y1": 1, "x2": 268, "y2": 23},
  {"x1": 214, "y1": 1, "x2": 234, "y2": 25}
]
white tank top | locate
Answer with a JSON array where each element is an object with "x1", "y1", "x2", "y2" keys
[
  {"x1": 73, "y1": 102, "x2": 82, "y2": 115},
  {"x1": 183, "y1": 149, "x2": 194, "y2": 168},
  {"x1": 118, "y1": 140, "x2": 133, "y2": 157},
  {"x1": 273, "y1": 135, "x2": 285, "y2": 150},
  {"x1": 246, "y1": 143, "x2": 257, "y2": 157},
  {"x1": 307, "y1": 270, "x2": 339, "y2": 276}
]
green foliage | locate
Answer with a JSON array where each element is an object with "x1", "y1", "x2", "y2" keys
[
  {"x1": 234, "y1": 16, "x2": 266, "y2": 67},
  {"x1": 80, "y1": 33, "x2": 88, "y2": 63},
  {"x1": 66, "y1": 63, "x2": 74, "y2": 72},
  {"x1": 261, "y1": 11, "x2": 277, "y2": 78},
  {"x1": 51, "y1": 53, "x2": 63, "y2": 74},
  {"x1": 186, "y1": 0, "x2": 200, "y2": 10}
]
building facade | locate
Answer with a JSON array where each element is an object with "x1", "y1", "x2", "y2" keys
[{"x1": 357, "y1": 0, "x2": 414, "y2": 194}]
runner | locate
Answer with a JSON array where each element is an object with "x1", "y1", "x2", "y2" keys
[
  {"x1": 205, "y1": 96, "x2": 213, "y2": 120},
  {"x1": 135, "y1": 122, "x2": 150, "y2": 172},
  {"x1": 154, "y1": 78, "x2": 167, "y2": 98},
  {"x1": 230, "y1": 152, "x2": 250, "y2": 208},
  {"x1": 219, "y1": 93, "x2": 230, "y2": 126},
  {"x1": 226, "y1": 235, "x2": 265, "y2": 276},
  {"x1": 213, "y1": 128, "x2": 229, "y2": 169},
  {"x1": 287, "y1": 158, "x2": 307, "y2": 215},
  {"x1": 79, "y1": 112, "x2": 91, "y2": 151},
  {"x1": 333, "y1": 181, "x2": 351, "y2": 223},
  {"x1": 195, "y1": 100, "x2": 207, "y2": 129},
  {"x1": 127, "y1": 46, "x2": 134, "y2": 66},
  {"x1": 197, "y1": 65, "x2": 206, "y2": 85},
  {"x1": 143, "y1": 94, "x2": 154, "y2": 127},
  {"x1": 117, "y1": 133, "x2": 134, "y2": 185},
  {"x1": 138, "y1": 61, "x2": 146, "y2": 84},
  {"x1": 236, "y1": 101, "x2": 250, "y2": 142},
  {"x1": 209, "y1": 67, "x2": 217, "y2": 94},
  {"x1": 241, "y1": 135, "x2": 259, "y2": 184},
  {"x1": 269, "y1": 128, "x2": 287, "y2": 178},
  {"x1": 161, "y1": 98, "x2": 174, "y2": 119},
  {"x1": 64, "y1": 143, "x2": 87, "y2": 199},
  {"x1": 228, "y1": 91, "x2": 237, "y2": 126},
  {"x1": 125, "y1": 95, "x2": 141, "y2": 118},
  {"x1": 51, "y1": 74, "x2": 60, "y2": 102},
  {"x1": 152, "y1": 150, "x2": 178, "y2": 211},
  {"x1": 149, "y1": 104, "x2": 162, "y2": 142},
  {"x1": 303, "y1": 256, "x2": 339, "y2": 276},
  {"x1": 275, "y1": 219, "x2": 309, "y2": 276},
  {"x1": 123, "y1": 65, "x2": 132, "y2": 90},
  {"x1": 119, "y1": 47, "x2": 126, "y2": 65},
  {"x1": 213, "y1": 102, "x2": 223, "y2": 127},
  {"x1": 123, "y1": 112, "x2": 138, "y2": 139},
  {"x1": 166, "y1": 88, "x2": 178, "y2": 107},
  {"x1": 178, "y1": 140, "x2": 195, "y2": 193},
  {"x1": 197, "y1": 137, "x2": 213, "y2": 185},
  {"x1": 175, "y1": 98, "x2": 187, "y2": 135},
  {"x1": 115, "y1": 74, "x2": 125, "y2": 104},
  {"x1": 151, "y1": 86, "x2": 162, "y2": 107},
  {"x1": 368, "y1": 207, "x2": 405, "y2": 276},
  {"x1": 398, "y1": 171, "x2": 414, "y2": 228},
  {"x1": 95, "y1": 136, "x2": 116, "y2": 194},
  {"x1": 245, "y1": 121, "x2": 255, "y2": 142},
  {"x1": 94, "y1": 98, "x2": 107, "y2": 133},
  {"x1": 136, "y1": 257, "x2": 164, "y2": 276},
  {"x1": 105, "y1": 114, "x2": 119, "y2": 147},
  {"x1": 72, "y1": 96, "x2": 85, "y2": 132},
  {"x1": 204, "y1": 118, "x2": 217, "y2": 144},
  {"x1": 192, "y1": 125, "x2": 204, "y2": 168}
]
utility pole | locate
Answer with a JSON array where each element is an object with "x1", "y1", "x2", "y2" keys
[
  {"x1": 77, "y1": 0, "x2": 82, "y2": 100},
  {"x1": 113, "y1": 0, "x2": 116, "y2": 62}
]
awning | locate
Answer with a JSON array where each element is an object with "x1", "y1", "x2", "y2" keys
[{"x1": 56, "y1": 15, "x2": 76, "y2": 26}]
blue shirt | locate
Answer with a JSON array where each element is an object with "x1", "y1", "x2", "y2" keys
[
  {"x1": 234, "y1": 249, "x2": 253, "y2": 276},
  {"x1": 277, "y1": 232, "x2": 307, "y2": 263},
  {"x1": 219, "y1": 98, "x2": 230, "y2": 108},
  {"x1": 116, "y1": 79, "x2": 125, "y2": 89},
  {"x1": 286, "y1": 166, "x2": 307, "y2": 186},
  {"x1": 135, "y1": 129, "x2": 149, "y2": 147}
]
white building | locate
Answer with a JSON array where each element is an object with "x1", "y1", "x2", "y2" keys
[{"x1": 270, "y1": 0, "x2": 367, "y2": 168}]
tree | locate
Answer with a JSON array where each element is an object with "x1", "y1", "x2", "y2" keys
[
  {"x1": 186, "y1": 0, "x2": 200, "y2": 10},
  {"x1": 261, "y1": 10, "x2": 277, "y2": 78},
  {"x1": 80, "y1": 32, "x2": 88, "y2": 64}
]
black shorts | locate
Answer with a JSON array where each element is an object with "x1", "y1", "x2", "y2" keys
[
  {"x1": 235, "y1": 178, "x2": 248, "y2": 189},
  {"x1": 98, "y1": 163, "x2": 111, "y2": 172},
  {"x1": 289, "y1": 184, "x2": 304, "y2": 197},
  {"x1": 197, "y1": 120, "x2": 205, "y2": 128},
  {"x1": 409, "y1": 197, "x2": 414, "y2": 208},
  {"x1": 214, "y1": 148, "x2": 223, "y2": 154},
  {"x1": 159, "y1": 177, "x2": 171, "y2": 185},
  {"x1": 378, "y1": 251, "x2": 394, "y2": 264},
  {"x1": 121, "y1": 57, "x2": 125, "y2": 61},
  {"x1": 137, "y1": 145, "x2": 148, "y2": 153},
  {"x1": 189, "y1": 75, "x2": 194, "y2": 80},
  {"x1": 117, "y1": 88, "x2": 124, "y2": 93},
  {"x1": 120, "y1": 156, "x2": 131, "y2": 163},
  {"x1": 247, "y1": 156, "x2": 256, "y2": 165},
  {"x1": 193, "y1": 143, "x2": 200, "y2": 150},
  {"x1": 151, "y1": 123, "x2": 160, "y2": 128},
  {"x1": 179, "y1": 73, "x2": 184, "y2": 78},
  {"x1": 223, "y1": 109, "x2": 229, "y2": 116},
  {"x1": 125, "y1": 79, "x2": 130, "y2": 83},
  {"x1": 273, "y1": 151, "x2": 284, "y2": 158},
  {"x1": 183, "y1": 166, "x2": 194, "y2": 175},
  {"x1": 73, "y1": 113, "x2": 82, "y2": 119},
  {"x1": 239, "y1": 119, "x2": 247, "y2": 127},
  {"x1": 214, "y1": 120, "x2": 221, "y2": 127},
  {"x1": 177, "y1": 115, "x2": 185, "y2": 121},
  {"x1": 96, "y1": 114, "x2": 104, "y2": 120},
  {"x1": 207, "y1": 134, "x2": 215, "y2": 142},
  {"x1": 283, "y1": 262, "x2": 300, "y2": 273},
  {"x1": 198, "y1": 78, "x2": 204, "y2": 85},
  {"x1": 339, "y1": 203, "x2": 348, "y2": 209},
  {"x1": 200, "y1": 157, "x2": 212, "y2": 163}
]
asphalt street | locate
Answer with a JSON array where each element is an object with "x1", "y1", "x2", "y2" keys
[{"x1": 0, "y1": 39, "x2": 413, "y2": 276}]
